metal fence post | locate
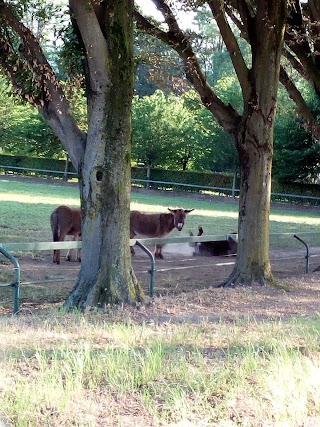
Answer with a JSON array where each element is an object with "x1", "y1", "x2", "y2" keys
[
  {"x1": 294, "y1": 234, "x2": 309, "y2": 273},
  {"x1": 135, "y1": 241, "x2": 156, "y2": 297},
  {"x1": 0, "y1": 247, "x2": 20, "y2": 315}
]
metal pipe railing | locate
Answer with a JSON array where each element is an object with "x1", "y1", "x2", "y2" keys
[
  {"x1": 294, "y1": 234, "x2": 310, "y2": 273},
  {"x1": 0, "y1": 246, "x2": 20, "y2": 315},
  {"x1": 1, "y1": 164, "x2": 320, "y2": 204},
  {"x1": 135, "y1": 241, "x2": 156, "y2": 297},
  {"x1": 1, "y1": 231, "x2": 320, "y2": 313}
]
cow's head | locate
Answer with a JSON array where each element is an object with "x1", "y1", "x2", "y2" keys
[{"x1": 168, "y1": 208, "x2": 194, "y2": 231}]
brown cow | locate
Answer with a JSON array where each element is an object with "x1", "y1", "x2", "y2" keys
[
  {"x1": 50, "y1": 205, "x2": 82, "y2": 264},
  {"x1": 191, "y1": 226, "x2": 237, "y2": 256},
  {"x1": 130, "y1": 208, "x2": 194, "y2": 259}
]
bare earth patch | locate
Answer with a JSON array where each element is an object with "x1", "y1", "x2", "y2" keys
[
  {"x1": 130, "y1": 244, "x2": 320, "y2": 323},
  {"x1": 1, "y1": 243, "x2": 320, "y2": 321}
]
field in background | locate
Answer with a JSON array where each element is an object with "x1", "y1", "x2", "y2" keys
[{"x1": 1, "y1": 176, "x2": 320, "y2": 248}]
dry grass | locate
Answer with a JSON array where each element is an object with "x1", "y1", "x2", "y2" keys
[{"x1": 1, "y1": 309, "x2": 320, "y2": 426}]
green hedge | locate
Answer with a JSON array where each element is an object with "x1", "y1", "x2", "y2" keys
[
  {"x1": 132, "y1": 167, "x2": 320, "y2": 204},
  {"x1": 0, "y1": 154, "x2": 76, "y2": 178}
]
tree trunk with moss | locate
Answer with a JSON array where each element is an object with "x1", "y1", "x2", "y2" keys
[
  {"x1": 224, "y1": 114, "x2": 274, "y2": 286},
  {"x1": 64, "y1": 0, "x2": 142, "y2": 309},
  {"x1": 224, "y1": 0, "x2": 285, "y2": 286}
]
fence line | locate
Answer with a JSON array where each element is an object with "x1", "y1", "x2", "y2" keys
[
  {"x1": 3, "y1": 231, "x2": 319, "y2": 253},
  {"x1": 0, "y1": 235, "x2": 223, "y2": 315},
  {"x1": 1, "y1": 231, "x2": 319, "y2": 315},
  {"x1": 132, "y1": 178, "x2": 320, "y2": 203},
  {"x1": 1, "y1": 164, "x2": 320, "y2": 204},
  {"x1": 132, "y1": 178, "x2": 239, "y2": 197},
  {"x1": 0, "y1": 164, "x2": 78, "y2": 177}
]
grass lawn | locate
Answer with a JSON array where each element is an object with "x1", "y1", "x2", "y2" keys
[{"x1": 0, "y1": 177, "x2": 320, "y2": 248}]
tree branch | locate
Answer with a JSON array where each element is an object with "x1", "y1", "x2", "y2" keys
[
  {"x1": 208, "y1": 0, "x2": 250, "y2": 102},
  {"x1": 69, "y1": 0, "x2": 109, "y2": 93},
  {"x1": 282, "y1": 46, "x2": 310, "y2": 82},
  {"x1": 151, "y1": 0, "x2": 181, "y2": 33},
  {"x1": 0, "y1": 0, "x2": 86, "y2": 168},
  {"x1": 0, "y1": 1, "x2": 61, "y2": 105},
  {"x1": 285, "y1": 0, "x2": 320, "y2": 96},
  {"x1": 308, "y1": 0, "x2": 320, "y2": 81},
  {"x1": 280, "y1": 66, "x2": 320, "y2": 140},
  {"x1": 134, "y1": 9, "x2": 172, "y2": 46},
  {"x1": 134, "y1": 7, "x2": 240, "y2": 134}
]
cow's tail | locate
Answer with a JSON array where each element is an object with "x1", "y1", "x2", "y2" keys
[{"x1": 50, "y1": 211, "x2": 60, "y2": 242}]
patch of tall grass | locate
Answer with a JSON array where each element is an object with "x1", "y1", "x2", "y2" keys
[{"x1": 1, "y1": 313, "x2": 320, "y2": 426}]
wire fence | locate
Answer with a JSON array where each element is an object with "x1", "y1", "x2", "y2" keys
[{"x1": 1, "y1": 164, "x2": 320, "y2": 206}]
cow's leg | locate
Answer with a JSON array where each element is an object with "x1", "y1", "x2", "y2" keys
[
  {"x1": 130, "y1": 231, "x2": 135, "y2": 256},
  {"x1": 66, "y1": 249, "x2": 72, "y2": 261},
  {"x1": 53, "y1": 247, "x2": 57, "y2": 264},
  {"x1": 53, "y1": 238, "x2": 60, "y2": 264},
  {"x1": 66, "y1": 247, "x2": 73, "y2": 262},
  {"x1": 66, "y1": 234, "x2": 82, "y2": 262},
  {"x1": 54, "y1": 231, "x2": 67, "y2": 264},
  {"x1": 155, "y1": 244, "x2": 163, "y2": 259}
]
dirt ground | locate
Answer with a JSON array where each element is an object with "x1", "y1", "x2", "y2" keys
[{"x1": 1, "y1": 242, "x2": 320, "y2": 321}]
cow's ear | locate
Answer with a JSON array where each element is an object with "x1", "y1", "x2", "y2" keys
[{"x1": 184, "y1": 209, "x2": 194, "y2": 214}]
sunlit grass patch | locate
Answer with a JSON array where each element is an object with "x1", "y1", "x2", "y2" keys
[{"x1": 1, "y1": 178, "x2": 320, "y2": 246}]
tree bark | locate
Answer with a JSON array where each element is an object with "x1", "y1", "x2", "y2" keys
[
  {"x1": 226, "y1": 0, "x2": 286, "y2": 286},
  {"x1": 224, "y1": 115, "x2": 273, "y2": 286},
  {"x1": 63, "y1": 0, "x2": 142, "y2": 309},
  {"x1": 0, "y1": 0, "x2": 142, "y2": 308}
]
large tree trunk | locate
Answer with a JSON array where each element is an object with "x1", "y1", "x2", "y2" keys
[
  {"x1": 64, "y1": 145, "x2": 141, "y2": 309},
  {"x1": 0, "y1": 0, "x2": 142, "y2": 308},
  {"x1": 64, "y1": 0, "x2": 142, "y2": 310},
  {"x1": 223, "y1": 115, "x2": 274, "y2": 286},
  {"x1": 221, "y1": 0, "x2": 285, "y2": 287}
]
